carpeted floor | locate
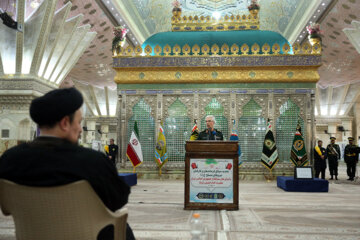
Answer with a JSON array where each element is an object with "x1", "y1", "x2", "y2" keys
[{"x1": 1, "y1": 170, "x2": 359, "y2": 240}]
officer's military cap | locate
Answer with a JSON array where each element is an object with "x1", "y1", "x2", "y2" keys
[
  {"x1": 348, "y1": 137, "x2": 354, "y2": 141},
  {"x1": 330, "y1": 137, "x2": 336, "y2": 140},
  {"x1": 30, "y1": 87, "x2": 83, "y2": 126}
]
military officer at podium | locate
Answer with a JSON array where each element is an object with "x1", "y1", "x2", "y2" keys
[
  {"x1": 198, "y1": 115, "x2": 224, "y2": 140},
  {"x1": 326, "y1": 137, "x2": 341, "y2": 180},
  {"x1": 344, "y1": 137, "x2": 359, "y2": 181}
]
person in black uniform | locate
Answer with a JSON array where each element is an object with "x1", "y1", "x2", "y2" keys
[
  {"x1": 197, "y1": 115, "x2": 224, "y2": 140},
  {"x1": 344, "y1": 137, "x2": 359, "y2": 181},
  {"x1": 314, "y1": 140, "x2": 327, "y2": 179},
  {"x1": 326, "y1": 137, "x2": 341, "y2": 180},
  {"x1": 0, "y1": 88, "x2": 135, "y2": 240},
  {"x1": 107, "y1": 138, "x2": 118, "y2": 165}
]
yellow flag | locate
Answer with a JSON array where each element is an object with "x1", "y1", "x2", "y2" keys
[{"x1": 155, "y1": 124, "x2": 168, "y2": 167}]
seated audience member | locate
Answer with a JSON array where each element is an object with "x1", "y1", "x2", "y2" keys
[{"x1": 0, "y1": 88, "x2": 135, "y2": 240}]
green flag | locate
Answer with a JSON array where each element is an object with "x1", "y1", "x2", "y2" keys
[
  {"x1": 290, "y1": 122, "x2": 308, "y2": 166},
  {"x1": 261, "y1": 119, "x2": 279, "y2": 170}
]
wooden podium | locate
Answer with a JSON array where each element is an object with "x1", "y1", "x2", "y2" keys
[{"x1": 184, "y1": 141, "x2": 239, "y2": 210}]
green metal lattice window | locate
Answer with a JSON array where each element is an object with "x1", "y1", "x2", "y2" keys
[
  {"x1": 200, "y1": 98, "x2": 228, "y2": 139},
  {"x1": 238, "y1": 99, "x2": 266, "y2": 162},
  {"x1": 276, "y1": 99, "x2": 305, "y2": 162},
  {"x1": 127, "y1": 99, "x2": 155, "y2": 162},
  {"x1": 164, "y1": 99, "x2": 192, "y2": 162}
]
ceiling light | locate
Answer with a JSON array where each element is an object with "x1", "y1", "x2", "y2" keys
[
  {"x1": 119, "y1": 19, "x2": 122, "y2": 22},
  {"x1": 300, "y1": 35, "x2": 302, "y2": 38},
  {"x1": 107, "y1": 1, "x2": 110, "y2": 4},
  {"x1": 212, "y1": 11, "x2": 221, "y2": 20},
  {"x1": 322, "y1": 2, "x2": 325, "y2": 6},
  {"x1": 30, "y1": 0, "x2": 40, "y2": 8},
  {"x1": 317, "y1": 10, "x2": 320, "y2": 12},
  {"x1": 313, "y1": 15, "x2": 316, "y2": 18},
  {"x1": 111, "y1": 7, "x2": 114, "y2": 10}
]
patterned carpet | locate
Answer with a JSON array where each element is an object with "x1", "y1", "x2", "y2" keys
[{"x1": 1, "y1": 177, "x2": 360, "y2": 240}]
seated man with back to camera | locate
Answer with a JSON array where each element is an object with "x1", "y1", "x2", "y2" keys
[
  {"x1": 197, "y1": 115, "x2": 224, "y2": 140},
  {"x1": 0, "y1": 88, "x2": 135, "y2": 240}
]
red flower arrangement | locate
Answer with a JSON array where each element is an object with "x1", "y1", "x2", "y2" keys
[
  {"x1": 112, "y1": 26, "x2": 128, "y2": 51},
  {"x1": 306, "y1": 23, "x2": 322, "y2": 39},
  {"x1": 248, "y1": 0, "x2": 260, "y2": 10},
  {"x1": 172, "y1": 0, "x2": 182, "y2": 11}
]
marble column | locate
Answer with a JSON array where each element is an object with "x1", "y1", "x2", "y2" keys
[
  {"x1": 328, "y1": 123, "x2": 337, "y2": 138},
  {"x1": 100, "y1": 125, "x2": 109, "y2": 145},
  {"x1": 353, "y1": 102, "x2": 360, "y2": 142},
  {"x1": 86, "y1": 120, "x2": 96, "y2": 144},
  {"x1": 341, "y1": 119, "x2": 352, "y2": 141}
]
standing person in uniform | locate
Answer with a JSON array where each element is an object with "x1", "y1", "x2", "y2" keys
[
  {"x1": 107, "y1": 138, "x2": 118, "y2": 165},
  {"x1": 197, "y1": 115, "x2": 224, "y2": 140},
  {"x1": 344, "y1": 137, "x2": 359, "y2": 181},
  {"x1": 0, "y1": 88, "x2": 135, "y2": 240},
  {"x1": 314, "y1": 140, "x2": 327, "y2": 179},
  {"x1": 326, "y1": 137, "x2": 341, "y2": 180}
]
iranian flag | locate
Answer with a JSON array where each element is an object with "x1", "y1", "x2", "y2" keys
[{"x1": 126, "y1": 121, "x2": 143, "y2": 168}]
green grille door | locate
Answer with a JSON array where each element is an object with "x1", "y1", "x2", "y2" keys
[
  {"x1": 127, "y1": 99, "x2": 155, "y2": 162},
  {"x1": 201, "y1": 98, "x2": 228, "y2": 140},
  {"x1": 164, "y1": 99, "x2": 192, "y2": 162},
  {"x1": 276, "y1": 99, "x2": 305, "y2": 162},
  {"x1": 238, "y1": 99, "x2": 266, "y2": 162}
]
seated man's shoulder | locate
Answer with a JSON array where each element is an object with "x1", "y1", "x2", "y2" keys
[
  {"x1": 0, "y1": 143, "x2": 30, "y2": 159},
  {"x1": 76, "y1": 145, "x2": 106, "y2": 158}
]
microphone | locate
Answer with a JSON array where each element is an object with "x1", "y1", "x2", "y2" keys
[
  {"x1": 207, "y1": 128, "x2": 211, "y2": 140},
  {"x1": 212, "y1": 130, "x2": 217, "y2": 140}
]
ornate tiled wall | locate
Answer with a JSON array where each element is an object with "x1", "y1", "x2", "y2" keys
[{"x1": 117, "y1": 84, "x2": 316, "y2": 175}]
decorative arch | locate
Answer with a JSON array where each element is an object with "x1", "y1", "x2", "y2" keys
[
  {"x1": 18, "y1": 118, "x2": 31, "y2": 140},
  {"x1": 238, "y1": 99, "x2": 266, "y2": 162},
  {"x1": 164, "y1": 99, "x2": 192, "y2": 162},
  {"x1": 127, "y1": 99, "x2": 155, "y2": 162},
  {"x1": 276, "y1": 99, "x2": 305, "y2": 162},
  {"x1": 201, "y1": 98, "x2": 228, "y2": 139}
]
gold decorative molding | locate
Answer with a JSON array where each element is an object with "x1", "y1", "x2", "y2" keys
[
  {"x1": 114, "y1": 66, "x2": 320, "y2": 84},
  {"x1": 171, "y1": 14, "x2": 259, "y2": 32},
  {"x1": 113, "y1": 42, "x2": 321, "y2": 58}
]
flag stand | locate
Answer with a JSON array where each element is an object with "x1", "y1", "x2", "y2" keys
[
  {"x1": 264, "y1": 169, "x2": 274, "y2": 182},
  {"x1": 267, "y1": 169, "x2": 273, "y2": 182}
]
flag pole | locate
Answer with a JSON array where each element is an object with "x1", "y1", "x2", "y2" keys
[
  {"x1": 133, "y1": 166, "x2": 136, "y2": 173},
  {"x1": 159, "y1": 166, "x2": 162, "y2": 176},
  {"x1": 266, "y1": 168, "x2": 273, "y2": 182}
]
